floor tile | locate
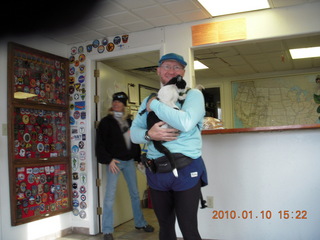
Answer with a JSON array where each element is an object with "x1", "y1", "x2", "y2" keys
[{"x1": 56, "y1": 208, "x2": 158, "y2": 240}]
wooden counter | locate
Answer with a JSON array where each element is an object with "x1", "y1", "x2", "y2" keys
[{"x1": 202, "y1": 123, "x2": 320, "y2": 134}]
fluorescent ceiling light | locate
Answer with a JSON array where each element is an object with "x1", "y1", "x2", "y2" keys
[
  {"x1": 194, "y1": 60, "x2": 209, "y2": 70},
  {"x1": 197, "y1": 0, "x2": 270, "y2": 16},
  {"x1": 289, "y1": 46, "x2": 320, "y2": 59}
]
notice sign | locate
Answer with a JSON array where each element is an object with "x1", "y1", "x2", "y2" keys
[{"x1": 192, "y1": 18, "x2": 247, "y2": 46}]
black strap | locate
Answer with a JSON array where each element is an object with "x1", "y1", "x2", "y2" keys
[{"x1": 139, "y1": 92, "x2": 158, "y2": 116}]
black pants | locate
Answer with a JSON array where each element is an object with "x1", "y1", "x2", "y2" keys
[{"x1": 150, "y1": 181, "x2": 202, "y2": 240}]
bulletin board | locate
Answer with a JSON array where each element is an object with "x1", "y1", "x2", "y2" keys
[
  {"x1": 7, "y1": 42, "x2": 72, "y2": 225},
  {"x1": 15, "y1": 163, "x2": 70, "y2": 220},
  {"x1": 139, "y1": 84, "x2": 159, "y2": 104}
]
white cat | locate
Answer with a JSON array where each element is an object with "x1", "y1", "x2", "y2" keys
[
  {"x1": 147, "y1": 75, "x2": 187, "y2": 177},
  {"x1": 157, "y1": 75, "x2": 187, "y2": 110}
]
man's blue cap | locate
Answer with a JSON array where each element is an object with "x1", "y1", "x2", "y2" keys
[{"x1": 158, "y1": 53, "x2": 187, "y2": 67}]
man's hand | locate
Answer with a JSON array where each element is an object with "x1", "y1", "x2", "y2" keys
[{"x1": 148, "y1": 121, "x2": 180, "y2": 141}]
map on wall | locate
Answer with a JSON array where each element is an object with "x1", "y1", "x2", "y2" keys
[{"x1": 232, "y1": 74, "x2": 320, "y2": 128}]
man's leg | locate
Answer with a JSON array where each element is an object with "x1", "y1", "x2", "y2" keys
[
  {"x1": 150, "y1": 188, "x2": 177, "y2": 240},
  {"x1": 174, "y1": 181, "x2": 202, "y2": 240}
]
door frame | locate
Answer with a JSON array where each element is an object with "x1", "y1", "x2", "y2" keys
[{"x1": 89, "y1": 44, "x2": 163, "y2": 232}]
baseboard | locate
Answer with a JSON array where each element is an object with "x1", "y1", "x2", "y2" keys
[
  {"x1": 177, "y1": 238, "x2": 216, "y2": 240},
  {"x1": 72, "y1": 227, "x2": 90, "y2": 235},
  {"x1": 34, "y1": 227, "x2": 73, "y2": 240}
]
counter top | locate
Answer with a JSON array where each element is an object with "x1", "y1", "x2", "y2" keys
[{"x1": 202, "y1": 124, "x2": 320, "y2": 134}]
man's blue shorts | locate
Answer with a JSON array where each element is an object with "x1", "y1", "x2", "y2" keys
[{"x1": 146, "y1": 156, "x2": 208, "y2": 191}]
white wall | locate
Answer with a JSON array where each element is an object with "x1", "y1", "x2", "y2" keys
[{"x1": 199, "y1": 129, "x2": 320, "y2": 240}]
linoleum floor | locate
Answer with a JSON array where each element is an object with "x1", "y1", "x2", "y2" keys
[{"x1": 56, "y1": 208, "x2": 158, "y2": 240}]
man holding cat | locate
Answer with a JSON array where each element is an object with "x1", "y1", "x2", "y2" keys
[{"x1": 131, "y1": 53, "x2": 208, "y2": 240}]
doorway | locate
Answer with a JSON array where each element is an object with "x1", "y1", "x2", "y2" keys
[
  {"x1": 95, "y1": 51, "x2": 160, "y2": 232},
  {"x1": 203, "y1": 87, "x2": 221, "y2": 119}
]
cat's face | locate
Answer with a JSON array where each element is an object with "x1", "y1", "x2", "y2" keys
[{"x1": 157, "y1": 60, "x2": 185, "y2": 85}]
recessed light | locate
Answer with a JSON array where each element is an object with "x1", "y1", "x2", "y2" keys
[
  {"x1": 194, "y1": 60, "x2": 209, "y2": 70},
  {"x1": 197, "y1": 0, "x2": 270, "y2": 16},
  {"x1": 289, "y1": 46, "x2": 320, "y2": 59}
]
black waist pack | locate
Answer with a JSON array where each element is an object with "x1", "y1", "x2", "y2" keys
[{"x1": 141, "y1": 153, "x2": 193, "y2": 173}]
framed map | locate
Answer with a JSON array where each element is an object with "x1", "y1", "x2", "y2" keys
[{"x1": 232, "y1": 74, "x2": 319, "y2": 128}]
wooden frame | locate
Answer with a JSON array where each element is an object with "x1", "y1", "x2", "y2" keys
[
  {"x1": 127, "y1": 83, "x2": 138, "y2": 104},
  {"x1": 7, "y1": 42, "x2": 72, "y2": 225},
  {"x1": 139, "y1": 84, "x2": 158, "y2": 104}
]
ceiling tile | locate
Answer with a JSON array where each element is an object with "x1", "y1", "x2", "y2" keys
[
  {"x1": 313, "y1": 58, "x2": 320, "y2": 66},
  {"x1": 138, "y1": 51, "x2": 160, "y2": 63},
  {"x1": 147, "y1": 15, "x2": 181, "y2": 26},
  {"x1": 258, "y1": 40, "x2": 285, "y2": 52},
  {"x1": 253, "y1": 63, "x2": 274, "y2": 73},
  {"x1": 266, "y1": 51, "x2": 287, "y2": 62},
  {"x1": 195, "y1": 69, "x2": 221, "y2": 79},
  {"x1": 214, "y1": 47, "x2": 239, "y2": 58},
  {"x1": 292, "y1": 59, "x2": 313, "y2": 69},
  {"x1": 203, "y1": 58, "x2": 230, "y2": 68},
  {"x1": 96, "y1": 26, "x2": 127, "y2": 36},
  {"x1": 105, "y1": 12, "x2": 141, "y2": 25},
  {"x1": 154, "y1": 0, "x2": 183, "y2": 3},
  {"x1": 177, "y1": 9, "x2": 211, "y2": 22},
  {"x1": 73, "y1": 30, "x2": 105, "y2": 41},
  {"x1": 235, "y1": 44, "x2": 262, "y2": 55},
  {"x1": 132, "y1": 5, "x2": 170, "y2": 19},
  {"x1": 121, "y1": 21, "x2": 154, "y2": 32},
  {"x1": 116, "y1": 0, "x2": 157, "y2": 9},
  {"x1": 270, "y1": 0, "x2": 308, "y2": 8},
  {"x1": 243, "y1": 54, "x2": 270, "y2": 64},
  {"x1": 214, "y1": 67, "x2": 238, "y2": 77},
  {"x1": 81, "y1": 17, "x2": 114, "y2": 29},
  {"x1": 231, "y1": 65, "x2": 256, "y2": 75},
  {"x1": 93, "y1": 0, "x2": 126, "y2": 16},
  {"x1": 163, "y1": 0, "x2": 199, "y2": 13},
  {"x1": 50, "y1": 35, "x2": 84, "y2": 45},
  {"x1": 223, "y1": 55, "x2": 247, "y2": 66}
]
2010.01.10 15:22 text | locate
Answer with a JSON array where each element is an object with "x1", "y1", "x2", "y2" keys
[{"x1": 212, "y1": 210, "x2": 308, "y2": 220}]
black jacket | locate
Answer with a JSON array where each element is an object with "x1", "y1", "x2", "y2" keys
[{"x1": 95, "y1": 114, "x2": 141, "y2": 164}]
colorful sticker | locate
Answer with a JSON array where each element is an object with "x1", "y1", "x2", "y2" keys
[
  {"x1": 113, "y1": 36, "x2": 121, "y2": 45},
  {"x1": 122, "y1": 34, "x2": 129, "y2": 43},
  {"x1": 79, "y1": 54, "x2": 86, "y2": 62},
  {"x1": 102, "y1": 38, "x2": 108, "y2": 45},
  {"x1": 97, "y1": 45, "x2": 105, "y2": 53},
  {"x1": 107, "y1": 42, "x2": 115, "y2": 52},
  {"x1": 86, "y1": 44, "x2": 93, "y2": 52},
  {"x1": 92, "y1": 39, "x2": 99, "y2": 48},
  {"x1": 75, "y1": 101, "x2": 85, "y2": 110},
  {"x1": 71, "y1": 47, "x2": 77, "y2": 55}
]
